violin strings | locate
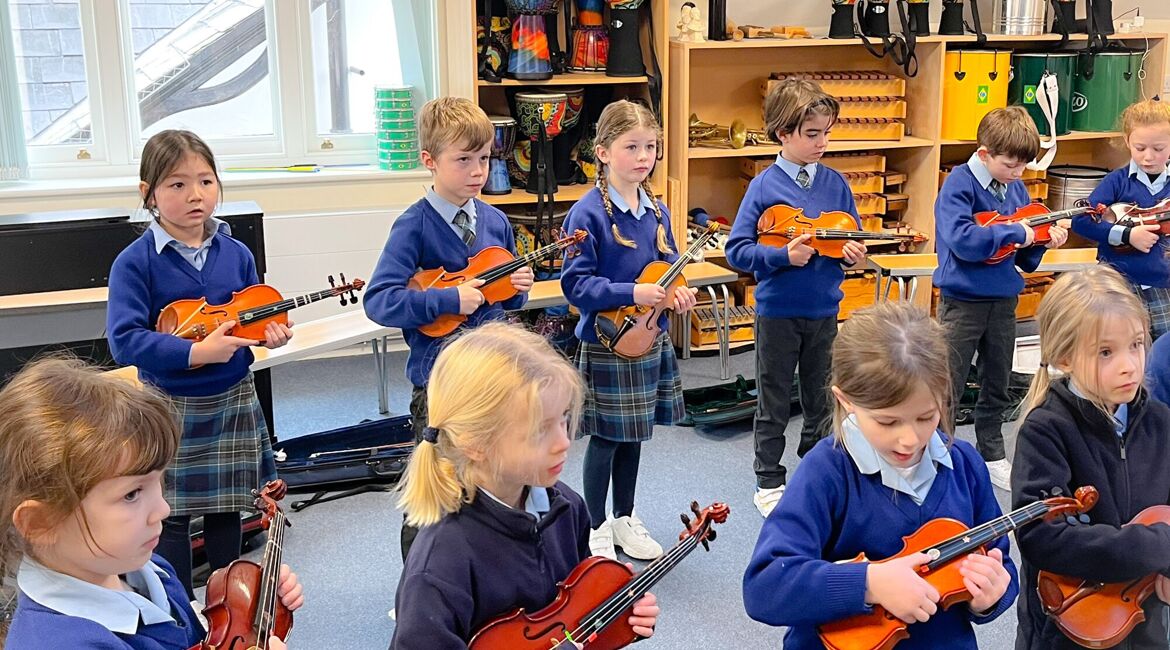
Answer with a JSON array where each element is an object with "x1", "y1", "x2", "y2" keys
[
  {"x1": 926, "y1": 500, "x2": 1050, "y2": 568},
  {"x1": 654, "y1": 228, "x2": 717, "y2": 290},
  {"x1": 255, "y1": 508, "x2": 286, "y2": 647},
  {"x1": 475, "y1": 238, "x2": 568, "y2": 284}
]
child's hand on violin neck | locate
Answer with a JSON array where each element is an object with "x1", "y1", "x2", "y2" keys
[
  {"x1": 262, "y1": 321, "x2": 294, "y2": 349},
  {"x1": 960, "y1": 548, "x2": 1011, "y2": 614},
  {"x1": 1018, "y1": 223, "x2": 1036, "y2": 248},
  {"x1": 841, "y1": 240, "x2": 867, "y2": 265},
  {"x1": 1045, "y1": 225, "x2": 1069, "y2": 249},
  {"x1": 1130, "y1": 223, "x2": 1162, "y2": 253},
  {"x1": 634, "y1": 283, "x2": 668, "y2": 306},
  {"x1": 865, "y1": 552, "x2": 940, "y2": 624},
  {"x1": 457, "y1": 279, "x2": 487, "y2": 315},
  {"x1": 627, "y1": 586, "x2": 659, "y2": 638},
  {"x1": 786, "y1": 234, "x2": 816, "y2": 267},
  {"x1": 671, "y1": 287, "x2": 699, "y2": 313},
  {"x1": 510, "y1": 266, "x2": 535, "y2": 293},
  {"x1": 190, "y1": 320, "x2": 259, "y2": 366},
  {"x1": 278, "y1": 563, "x2": 304, "y2": 611}
]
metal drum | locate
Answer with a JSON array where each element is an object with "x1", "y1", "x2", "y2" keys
[
  {"x1": 942, "y1": 49, "x2": 1012, "y2": 141},
  {"x1": 515, "y1": 90, "x2": 569, "y2": 194},
  {"x1": 1009, "y1": 52, "x2": 1077, "y2": 136},
  {"x1": 1072, "y1": 49, "x2": 1143, "y2": 132},
  {"x1": 990, "y1": 0, "x2": 1047, "y2": 36},
  {"x1": 505, "y1": 0, "x2": 561, "y2": 80},
  {"x1": 1046, "y1": 165, "x2": 1109, "y2": 211},
  {"x1": 486, "y1": 115, "x2": 517, "y2": 195}
]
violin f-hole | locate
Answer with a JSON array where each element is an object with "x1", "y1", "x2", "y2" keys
[{"x1": 522, "y1": 623, "x2": 564, "y2": 641}]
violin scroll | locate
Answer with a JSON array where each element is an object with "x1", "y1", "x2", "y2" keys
[
  {"x1": 1038, "y1": 485, "x2": 1098, "y2": 523},
  {"x1": 253, "y1": 479, "x2": 288, "y2": 531},
  {"x1": 679, "y1": 501, "x2": 730, "y2": 551}
]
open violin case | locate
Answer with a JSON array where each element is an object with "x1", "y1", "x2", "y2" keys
[
  {"x1": 679, "y1": 375, "x2": 801, "y2": 427},
  {"x1": 275, "y1": 414, "x2": 415, "y2": 511}
]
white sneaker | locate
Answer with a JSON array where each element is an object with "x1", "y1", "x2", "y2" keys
[
  {"x1": 754, "y1": 485, "x2": 785, "y2": 518},
  {"x1": 986, "y1": 459, "x2": 1012, "y2": 491},
  {"x1": 589, "y1": 518, "x2": 617, "y2": 561},
  {"x1": 611, "y1": 512, "x2": 663, "y2": 561}
]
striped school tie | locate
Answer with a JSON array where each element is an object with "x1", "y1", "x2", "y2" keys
[
  {"x1": 989, "y1": 180, "x2": 1006, "y2": 202},
  {"x1": 796, "y1": 167, "x2": 811, "y2": 189},
  {"x1": 453, "y1": 209, "x2": 476, "y2": 247}
]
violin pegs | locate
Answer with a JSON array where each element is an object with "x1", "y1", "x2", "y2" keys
[
  {"x1": 340, "y1": 272, "x2": 348, "y2": 288},
  {"x1": 1065, "y1": 515, "x2": 1079, "y2": 526},
  {"x1": 679, "y1": 513, "x2": 691, "y2": 529},
  {"x1": 690, "y1": 501, "x2": 702, "y2": 520},
  {"x1": 1078, "y1": 514, "x2": 1090, "y2": 524},
  {"x1": 706, "y1": 529, "x2": 717, "y2": 542},
  {"x1": 1050, "y1": 486, "x2": 1064, "y2": 497},
  {"x1": 328, "y1": 274, "x2": 336, "y2": 288},
  {"x1": 1040, "y1": 489, "x2": 1050, "y2": 499},
  {"x1": 701, "y1": 538, "x2": 710, "y2": 552}
]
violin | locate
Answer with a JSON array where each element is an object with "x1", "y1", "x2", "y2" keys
[
  {"x1": 410, "y1": 230, "x2": 587, "y2": 338},
  {"x1": 594, "y1": 222, "x2": 719, "y2": 359},
  {"x1": 976, "y1": 203, "x2": 1101, "y2": 264},
  {"x1": 818, "y1": 486, "x2": 1098, "y2": 650},
  {"x1": 1037, "y1": 504, "x2": 1170, "y2": 648},
  {"x1": 469, "y1": 501, "x2": 730, "y2": 650},
  {"x1": 157, "y1": 275, "x2": 364, "y2": 342},
  {"x1": 756, "y1": 204, "x2": 926, "y2": 259},
  {"x1": 197, "y1": 480, "x2": 292, "y2": 650},
  {"x1": 1097, "y1": 197, "x2": 1170, "y2": 251}
]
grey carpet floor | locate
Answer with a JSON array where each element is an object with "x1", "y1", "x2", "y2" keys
[{"x1": 219, "y1": 346, "x2": 1023, "y2": 649}]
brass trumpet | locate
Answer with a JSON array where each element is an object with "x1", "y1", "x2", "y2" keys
[{"x1": 688, "y1": 114, "x2": 773, "y2": 149}]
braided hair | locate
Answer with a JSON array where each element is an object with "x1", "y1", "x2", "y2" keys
[{"x1": 594, "y1": 100, "x2": 673, "y2": 255}]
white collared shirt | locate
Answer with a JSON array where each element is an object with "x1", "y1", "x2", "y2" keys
[
  {"x1": 604, "y1": 184, "x2": 656, "y2": 221},
  {"x1": 966, "y1": 151, "x2": 997, "y2": 191},
  {"x1": 773, "y1": 153, "x2": 818, "y2": 188},
  {"x1": 425, "y1": 187, "x2": 478, "y2": 239},
  {"x1": 479, "y1": 485, "x2": 552, "y2": 519},
  {"x1": 148, "y1": 216, "x2": 229, "y2": 271},
  {"x1": 840, "y1": 414, "x2": 954, "y2": 505},
  {"x1": 1129, "y1": 159, "x2": 1170, "y2": 195},
  {"x1": 17, "y1": 557, "x2": 176, "y2": 635}
]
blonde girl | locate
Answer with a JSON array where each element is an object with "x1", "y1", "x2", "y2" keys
[
  {"x1": 389, "y1": 322, "x2": 658, "y2": 648},
  {"x1": 1072, "y1": 99, "x2": 1170, "y2": 339},
  {"x1": 559, "y1": 99, "x2": 698, "y2": 562},
  {"x1": 0, "y1": 358, "x2": 301, "y2": 649},
  {"x1": 1013, "y1": 265, "x2": 1170, "y2": 649},
  {"x1": 745, "y1": 301, "x2": 1017, "y2": 649},
  {"x1": 106, "y1": 129, "x2": 293, "y2": 598}
]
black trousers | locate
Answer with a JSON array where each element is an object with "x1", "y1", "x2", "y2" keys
[
  {"x1": 938, "y1": 295, "x2": 1017, "y2": 462},
  {"x1": 753, "y1": 315, "x2": 837, "y2": 489},
  {"x1": 400, "y1": 384, "x2": 428, "y2": 563},
  {"x1": 156, "y1": 512, "x2": 243, "y2": 600}
]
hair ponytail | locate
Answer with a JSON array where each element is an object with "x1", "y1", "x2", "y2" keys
[{"x1": 397, "y1": 436, "x2": 464, "y2": 527}]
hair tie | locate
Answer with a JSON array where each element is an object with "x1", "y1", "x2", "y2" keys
[
  {"x1": 1039, "y1": 362, "x2": 1049, "y2": 369},
  {"x1": 421, "y1": 426, "x2": 440, "y2": 444}
]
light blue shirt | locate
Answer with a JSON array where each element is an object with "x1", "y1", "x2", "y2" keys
[
  {"x1": 605, "y1": 184, "x2": 656, "y2": 221},
  {"x1": 840, "y1": 414, "x2": 954, "y2": 505},
  {"x1": 425, "y1": 187, "x2": 478, "y2": 240},
  {"x1": 967, "y1": 152, "x2": 1029, "y2": 240},
  {"x1": 1129, "y1": 159, "x2": 1170, "y2": 195},
  {"x1": 149, "y1": 217, "x2": 230, "y2": 271},
  {"x1": 480, "y1": 485, "x2": 551, "y2": 520},
  {"x1": 1069, "y1": 380, "x2": 1128, "y2": 437},
  {"x1": 17, "y1": 557, "x2": 176, "y2": 635},
  {"x1": 774, "y1": 153, "x2": 818, "y2": 188}
]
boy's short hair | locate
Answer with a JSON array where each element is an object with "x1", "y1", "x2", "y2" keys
[
  {"x1": 419, "y1": 97, "x2": 493, "y2": 158},
  {"x1": 763, "y1": 78, "x2": 840, "y2": 140},
  {"x1": 977, "y1": 106, "x2": 1040, "y2": 162}
]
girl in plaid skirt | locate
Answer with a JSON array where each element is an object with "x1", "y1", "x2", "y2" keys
[
  {"x1": 560, "y1": 100, "x2": 698, "y2": 562},
  {"x1": 106, "y1": 130, "x2": 293, "y2": 599}
]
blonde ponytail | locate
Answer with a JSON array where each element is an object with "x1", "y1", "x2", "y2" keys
[
  {"x1": 1019, "y1": 365, "x2": 1053, "y2": 419},
  {"x1": 397, "y1": 436, "x2": 464, "y2": 527}
]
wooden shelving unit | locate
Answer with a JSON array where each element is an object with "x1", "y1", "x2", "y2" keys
[{"x1": 470, "y1": 2, "x2": 670, "y2": 214}]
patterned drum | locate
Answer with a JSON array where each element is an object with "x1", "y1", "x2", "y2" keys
[
  {"x1": 541, "y1": 86, "x2": 584, "y2": 184},
  {"x1": 569, "y1": 0, "x2": 608, "y2": 72},
  {"x1": 486, "y1": 115, "x2": 517, "y2": 195},
  {"x1": 515, "y1": 91, "x2": 569, "y2": 194},
  {"x1": 505, "y1": 0, "x2": 562, "y2": 81}
]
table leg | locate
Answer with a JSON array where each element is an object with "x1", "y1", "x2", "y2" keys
[
  {"x1": 908, "y1": 277, "x2": 919, "y2": 303},
  {"x1": 874, "y1": 271, "x2": 884, "y2": 303},
  {"x1": 680, "y1": 311, "x2": 693, "y2": 360},
  {"x1": 718, "y1": 283, "x2": 731, "y2": 380},
  {"x1": 371, "y1": 337, "x2": 389, "y2": 415}
]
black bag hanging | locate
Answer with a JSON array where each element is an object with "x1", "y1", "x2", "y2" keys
[
  {"x1": 907, "y1": 0, "x2": 930, "y2": 35},
  {"x1": 829, "y1": 0, "x2": 856, "y2": 39},
  {"x1": 860, "y1": 0, "x2": 891, "y2": 37},
  {"x1": 940, "y1": 0, "x2": 966, "y2": 34},
  {"x1": 546, "y1": 10, "x2": 567, "y2": 74},
  {"x1": 1050, "y1": 0, "x2": 1076, "y2": 35},
  {"x1": 1088, "y1": 0, "x2": 1115, "y2": 36}
]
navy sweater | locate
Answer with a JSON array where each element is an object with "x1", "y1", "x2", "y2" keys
[
  {"x1": 726, "y1": 163, "x2": 859, "y2": 319},
  {"x1": 1071, "y1": 165, "x2": 1170, "y2": 288},
  {"x1": 1147, "y1": 333, "x2": 1170, "y2": 405},
  {"x1": 389, "y1": 482, "x2": 591, "y2": 649},
  {"x1": 743, "y1": 436, "x2": 1018, "y2": 649},
  {"x1": 6, "y1": 555, "x2": 204, "y2": 649},
  {"x1": 363, "y1": 198, "x2": 526, "y2": 387},
  {"x1": 561, "y1": 187, "x2": 679, "y2": 344},
  {"x1": 1012, "y1": 379, "x2": 1170, "y2": 650},
  {"x1": 933, "y1": 163, "x2": 1046, "y2": 301},
  {"x1": 107, "y1": 228, "x2": 257, "y2": 396}
]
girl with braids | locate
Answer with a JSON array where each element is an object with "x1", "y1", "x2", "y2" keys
[
  {"x1": 560, "y1": 99, "x2": 697, "y2": 562},
  {"x1": 726, "y1": 78, "x2": 867, "y2": 518}
]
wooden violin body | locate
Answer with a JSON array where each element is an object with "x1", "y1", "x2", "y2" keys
[
  {"x1": 819, "y1": 487, "x2": 1098, "y2": 650},
  {"x1": 410, "y1": 230, "x2": 587, "y2": 338},
  {"x1": 1037, "y1": 504, "x2": 1170, "y2": 649},
  {"x1": 757, "y1": 204, "x2": 924, "y2": 259},
  {"x1": 975, "y1": 202, "x2": 1099, "y2": 264},
  {"x1": 595, "y1": 261, "x2": 687, "y2": 359},
  {"x1": 470, "y1": 501, "x2": 730, "y2": 650},
  {"x1": 1101, "y1": 198, "x2": 1170, "y2": 251}
]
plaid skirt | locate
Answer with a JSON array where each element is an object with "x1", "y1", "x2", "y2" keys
[
  {"x1": 1135, "y1": 283, "x2": 1170, "y2": 341},
  {"x1": 166, "y1": 374, "x2": 277, "y2": 515},
  {"x1": 576, "y1": 334, "x2": 684, "y2": 442}
]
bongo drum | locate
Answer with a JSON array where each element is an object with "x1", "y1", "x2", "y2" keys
[
  {"x1": 505, "y1": 0, "x2": 562, "y2": 80},
  {"x1": 515, "y1": 90, "x2": 569, "y2": 194},
  {"x1": 569, "y1": 0, "x2": 608, "y2": 71},
  {"x1": 486, "y1": 115, "x2": 517, "y2": 195}
]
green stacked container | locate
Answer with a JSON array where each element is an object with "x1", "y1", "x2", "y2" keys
[
  {"x1": 375, "y1": 86, "x2": 419, "y2": 171},
  {"x1": 1072, "y1": 50, "x2": 1143, "y2": 132}
]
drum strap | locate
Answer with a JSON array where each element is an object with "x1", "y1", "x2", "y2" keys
[
  {"x1": 855, "y1": 1, "x2": 918, "y2": 77},
  {"x1": 644, "y1": 4, "x2": 663, "y2": 121},
  {"x1": 1047, "y1": 0, "x2": 1070, "y2": 49},
  {"x1": 478, "y1": 0, "x2": 501, "y2": 83},
  {"x1": 967, "y1": 0, "x2": 986, "y2": 47},
  {"x1": 1028, "y1": 72, "x2": 1060, "y2": 172}
]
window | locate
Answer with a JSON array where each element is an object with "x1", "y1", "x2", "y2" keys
[{"x1": 8, "y1": 0, "x2": 438, "y2": 175}]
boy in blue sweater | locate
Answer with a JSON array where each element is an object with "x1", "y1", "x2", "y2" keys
[
  {"x1": 744, "y1": 302, "x2": 1017, "y2": 650},
  {"x1": 363, "y1": 97, "x2": 534, "y2": 560},
  {"x1": 1072, "y1": 99, "x2": 1170, "y2": 340},
  {"x1": 934, "y1": 106, "x2": 1067, "y2": 492},
  {"x1": 726, "y1": 78, "x2": 866, "y2": 517}
]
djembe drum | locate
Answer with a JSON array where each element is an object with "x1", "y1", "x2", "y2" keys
[
  {"x1": 515, "y1": 91, "x2": 569, "y2": 195},
  {"x1": 486, "y1": 115, "x2": 517, "y2": 195},
  {"x1": 506, "y1": 0, "x2": 562, "y2": 80},
  {"x1": 606, "y1": 0, "x2": 645, "y2": 77},
  {"x1": 546, "y1": 86, "x2": 585, "y2": 185},
  {"x1": 569, "y1": 0, "x2": 608, "y2": 71}
]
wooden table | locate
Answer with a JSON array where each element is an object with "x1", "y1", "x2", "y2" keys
[{"x1": 869, "y1": 248, "x2": 1099, "y2": 303}]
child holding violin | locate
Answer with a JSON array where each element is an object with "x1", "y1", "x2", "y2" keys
[
  {"x1": 106, "y1": 130, "x2": 292, "y2": 599},
  {"x1": 389, "y1": 322, "x2": 659, "y2": 649},
  {"x1": 0, "y1": 358, "x2": 303, "y2": 649},
  {"x1": 362, "y1": 97, "x2": 534, "y2": 561},
  {"x1": 1012, "y1": 265, "x2": 1170, "y2": 650},
  {"x1": 934, "y1": 106, "x2": 1068, "y2": 492},
  {"x1": 725, "y1": 77, "x2": 867, "y2": 518},
  {"x1": 1072, "y1": 99, "x2": 1170, "y2": 340},
  {"x1": 560, "y1": 99, "x2": 697, "y2": 562},
  {"x1": 743, "y1": 301, "x2": 1018, "y2": 649}
]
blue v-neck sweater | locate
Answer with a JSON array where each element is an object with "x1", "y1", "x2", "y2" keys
[
  {"x1": 363, "y1": 197, "x2": 526, "y2": 387},
  {"x1": 107, "y1": 229, "x2": 258, "y2": 397},
  {"x1": 744, "y1": 436, "x2": 1018, "y2": 649},
  {"x1": 1072, "y1": 165, "x2": 1170, "y2": 287}
]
